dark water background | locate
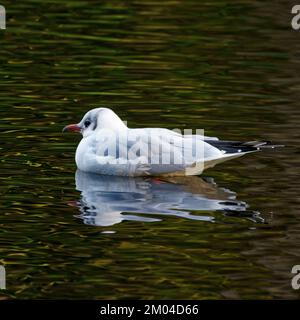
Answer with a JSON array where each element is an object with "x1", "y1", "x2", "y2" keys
[{"x1": 0, "y1": 0, "x2": 300, "y2": 299}]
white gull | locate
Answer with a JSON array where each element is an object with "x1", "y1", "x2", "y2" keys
[{"x1": 63, "y1": 107, "x2": 277, "y2": 176}]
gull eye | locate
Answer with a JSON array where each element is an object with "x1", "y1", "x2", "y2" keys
[{"x1": 84, "y1": 120, "x2": 91, "y2": 127}]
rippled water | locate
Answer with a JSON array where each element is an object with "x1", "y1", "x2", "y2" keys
[{"x1": 1, "y1": 0, "x2": 300, "y2": 299}]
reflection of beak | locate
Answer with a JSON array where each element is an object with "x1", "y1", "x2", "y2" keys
[{"x1": 62, "y1": 124, "x2": 81, "y2": 133}]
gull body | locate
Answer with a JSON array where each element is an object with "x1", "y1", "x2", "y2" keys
[{"x1": 63, "y1": 108, "x2": 276, "y2": 176}]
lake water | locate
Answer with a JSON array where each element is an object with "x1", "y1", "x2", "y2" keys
[{"x1": 0, "y1": 0, "x2": 300, "y2": 299}]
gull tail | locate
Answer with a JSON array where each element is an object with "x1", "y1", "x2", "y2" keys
[
  {"x1": 184, "y1": 140, "x2": 284, "y2": 176},
  {"x1": 206, "y1": 140, "x2": 284, "y2": 154}
]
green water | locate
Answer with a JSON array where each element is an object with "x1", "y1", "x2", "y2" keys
[{"x1": 1, "y1": 0, "x2": 300, "y2": 299}]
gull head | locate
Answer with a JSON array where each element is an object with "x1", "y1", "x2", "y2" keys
[{"x1": 62, "y1": 107, "x2": 127, "y2": 137}]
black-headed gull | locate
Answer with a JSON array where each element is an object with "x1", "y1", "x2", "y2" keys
[{"x1": 63, "y1": 108, "x2": 278, "y2": 176}]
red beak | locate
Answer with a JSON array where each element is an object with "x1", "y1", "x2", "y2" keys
[
  {"x1": 66, "y1": 200, "x2": 79, "y2": 207},
  {"x1": 62, "y1": 124, "x2": 81, "y2": 133}
]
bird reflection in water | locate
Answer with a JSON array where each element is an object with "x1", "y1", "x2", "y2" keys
[{"x1": 73, "y1": 170, "x2": 264, "y2": 227}]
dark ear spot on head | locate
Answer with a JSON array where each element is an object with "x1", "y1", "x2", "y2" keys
[{"x1": 92, "y1": 117, "x2": 97, "y2": 130}]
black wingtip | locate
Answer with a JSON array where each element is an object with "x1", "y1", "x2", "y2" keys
[{"x1": 206, "y1": 139, "x2": 284, "y2": 154}]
